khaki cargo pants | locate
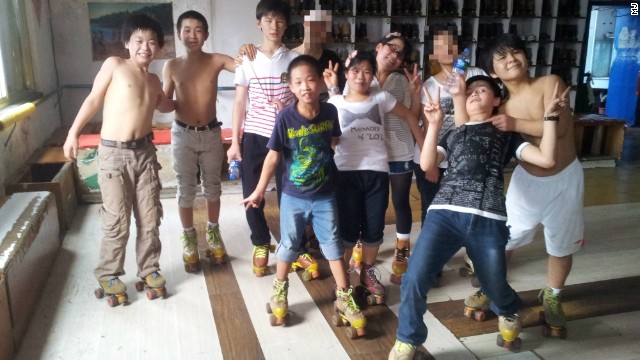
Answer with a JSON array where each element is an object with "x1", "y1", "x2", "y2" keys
[{"x1": 94, "y1": 142, "x2": 163, "y2": 281}]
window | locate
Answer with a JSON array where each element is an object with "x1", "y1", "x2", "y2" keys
[{"x1": 0, "y1": 0, "x2": 36, "y2": 110}]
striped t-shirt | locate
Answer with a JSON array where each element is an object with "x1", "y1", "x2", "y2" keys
[{"x1": 234, "y1": 45, "x2": 298, "y2": 138}]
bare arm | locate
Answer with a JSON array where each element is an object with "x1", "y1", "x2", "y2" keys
[
  {"x1": 227, "y1": 84, "x2": 248, "y2": 163},
  {"x1": 389, "y1": 101, "x2": 424, "y2": 151},
  {"x1": 451, "y1": 74, "x2": 469, "y2": 127},
  {"x1": 241, "y1": 150, "x2": 280, "y2": 209},
  {"x1": 63, "y1": 57, "x2": 117, "y2": 160},
  {"x1": 403, "y1": 64, "x2": 422, "y2": 116},
  {"x1": 323, "y1": 60, "x2": 341, "y2": 97},
  {"x1": 520, "y1": 82, "x2": 570, "y2": 168},
  {"x1": 217, "y1": 54, "x2": 236, "y2": 73},
  {"x1": 159, "y1": 60, "x2": 176, "y2": 113}
]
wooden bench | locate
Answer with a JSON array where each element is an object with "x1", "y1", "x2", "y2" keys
[
  {"x1": 574, "y1": 114, "x2": 627, "y2": 163},
  {"x1": 0, "y1": 192, "x2": 60, "y2": 360}
]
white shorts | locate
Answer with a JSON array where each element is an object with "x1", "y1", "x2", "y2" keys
[{"x1": 505, "y1": 158, "x2": 585, "y2": 257}]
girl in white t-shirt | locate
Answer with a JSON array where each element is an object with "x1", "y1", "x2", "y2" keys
[{"x1": 324, "y1": 51, "x2": 423, "y2": 305}]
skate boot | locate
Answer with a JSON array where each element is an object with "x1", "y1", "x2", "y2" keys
[
  {"x1": 389, "y1": 339, "x2": 415, "y2": 360},
  {"x1": 181, "y1": 229, "x2": 200, "y2": 272},
  {"x1": 538, "y1": 287, "x2": 568, "y2": 338},
  {"x1": 135, "y1": 271, "x2": 167, "y2": 300},
  {"x1": 266, "y1": 278, "x2": 289, "y2": 326},
  {"x1": 389, "y1": 239, "x2": 410, "y2": 284},
  {"x1": 464, "y1": 289, "x2": 491, "y2": 321},
  {"x1": 252, "y1": 244, "x2": 271, "y2": 277},
  {"x1": 332, "y1": 287, "x2": 366, "y2": 338},
  {"x1": 497, "y1": 314, "x2": 522, "y2": 350},
  {"x1": 459, "y1": 252, "x2": 481, "y2": 287},
  {"x1": 95, "y1": 277, "x2": 128, "y2": 307},
  {"x1": 349, "y1": 240, "x2": 363, "y2": 270},
  {"x1": 359, "y1": 263, "x2": 385, "y2": 306},
  {"x1": 291, "y1": 252, "x2": 320, "y2": 281},
  {"x1": 205, "y1": 224, "x2": 227, "y2": 265}
]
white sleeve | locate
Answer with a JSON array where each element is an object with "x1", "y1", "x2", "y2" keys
[
  {"x1": 234, "y1": 59, "x2": 249, "y2": 86},
  {"x1": 379, "y1": 90, "x2": 398, "y2": 113},
  {"x1": 515, "y1": 142, "x2": 532, "y2": 160}
]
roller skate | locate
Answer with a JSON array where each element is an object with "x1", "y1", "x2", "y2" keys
[
  {"x1": 349, "y1": 240, "x2": 363, "y2": 270},
  {"x1": 358, "y1": 263, "x2": 385, "y2": 306},
  {"x1": 205, "y1": 224, "x2": 227, "y2": 265},
  {"x1": 389, "y1": 238, "x2": 410, "y2": 284},
  {"x1": 252, "y1": 244, "x2": 271, "y2": 277},
  {"x1": 497, "y1": 314, "x2": 522, "y2": 351},
  {"x1": 290, "y1": 252, "x2": 320, "y2": 281},
  {"x1": 135, "y1": 271, "x2": 167, "y2": 300},
  {"x1": 458, "y1": 252, "x2": 481, "y2": 288},
  {"x1": 266, "y1": 278, "x2": 289, "y2": 326},
  {"x1": 332, "y1": 287, "x2": 366, "y2": 338},
  {"x1": 302, "y1": 223, "x2": 319, "y2": 251},
  {"x1": 181, "y1": 229, "x2": 200, "y2": 272},
  {"x1": 94, "y1": 277, "x2": 128, "y2": 307},
  {"x1": 464, "y1": 289, "x2": 490, "y2": 321},
  {"x1": 538, "y1": 287, "x2": 568, "y2": 339}
]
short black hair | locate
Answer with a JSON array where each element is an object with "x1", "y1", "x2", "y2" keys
[
  {"x1": 466, "y1": 75, "x2": 502, "y2": 99},
  {"x1": 177, "y1": 10, "x2": 209, "y2": 33},
  {"x1": 345, "y1": 51, "x2": 377, "y2": 74},
  {"x1": 121, "y1": 13, "x2": 164, "y2": 48},
  {"x1": 256, "y1": 0, "x2": 291, "y2": 26},
  {"x1": 288, "y1": 55, "x2": 323, "y2": 78},
  {"x1": 482, "y1": 33, "x2": 528, "y2": 75}
]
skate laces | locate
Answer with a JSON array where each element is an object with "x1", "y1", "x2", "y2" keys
[
  {"x1": 299, "y1": 253, "x2": 314, "y2": 262},
  {"x1": 339, "y1": 288, "x2": 361, "y2": 313},
  {"x1": 393, "y1": 340, "x2": 415, "y2": 354},
  {"x1": 253, "y1": 245, "x2": 269, "y2": 259},
  {"x1": 181, "y1": 230, "x2": 197, "y2": 246},
  {"x1": 206, "y1": 226, "x2": 222, "y2": 246},
  {"x1": 544, "y1": 290, "x2": 562, "y2": 313},
  {"x1": 108, "y1": 278, "x2": 120, "y2": 287},
  {"x1": 503, "y1": 313, "x2": 520, "y2": 324},
  {"x1": 473, "y1": 289, "x2": 486, "y2": 299},
  {"x1": 364, "y1": 265, "x2": 382, "y2": 284},
  {"x1": 273, "y1": 280, "x2": 288, "y2": 302},
  {"x1": 394, "y1": 247, "x2": 409, "y2": 262}
]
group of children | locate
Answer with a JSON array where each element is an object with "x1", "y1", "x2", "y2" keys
[{"x1": 62, "y1": 0, "x2": 584, "y2": 356}]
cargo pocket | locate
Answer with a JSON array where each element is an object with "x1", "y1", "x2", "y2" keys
[{"x1": 99, "y1": 206, "x2": 120, "y2": 239}]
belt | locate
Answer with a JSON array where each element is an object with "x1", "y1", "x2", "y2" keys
[
  {"x1": 100, "y1": 133, "x2": 154, "y2": 149},
  {"x1": 174, "y1": 119, "x2": 222, "y2": 131}
]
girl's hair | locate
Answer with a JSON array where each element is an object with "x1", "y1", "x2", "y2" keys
[
  {"x1": 288, "y1": 55, "x2": 323, "y2": 78},
  {"x1": 177, "y1": 10, "x2": 209, "y2": 33},
  {"x1": 377, "y1": 33, "x2": 412, "y2": 61},
  {"x1": 345, "y1": 51, "x2": 377, "y2": 74},
  {"x1": 122, "y1": 13, "x2": 164, "y2": 48}
]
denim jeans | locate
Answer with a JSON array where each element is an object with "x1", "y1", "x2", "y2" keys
[
  {"x1": 396, "y1": 209, "x2": 522, "y2": 346},
  {"x1": 276, "y1": 193, "x2": 344, "y2": 262}
]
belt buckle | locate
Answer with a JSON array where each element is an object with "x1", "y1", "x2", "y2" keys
[{"x1": 129, "y1": 141, "x2": 138, "y2": 149}]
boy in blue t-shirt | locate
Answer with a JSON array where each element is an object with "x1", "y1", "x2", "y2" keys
[{"x1": 242, "y1": 56, "x2": 366, "y2": 335}]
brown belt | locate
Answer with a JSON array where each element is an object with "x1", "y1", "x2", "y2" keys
[{"x1": 100, "y1": 133, "x2": 154, "y2": 149}]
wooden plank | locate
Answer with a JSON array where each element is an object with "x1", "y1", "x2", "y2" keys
[{"x1": 428, "y1": 277, "x2": 640, "y2": 339}]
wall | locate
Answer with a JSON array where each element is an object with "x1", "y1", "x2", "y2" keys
[
  {"x1": 51, "y1": 0, "x2": 264, "y2": 128},
  {"x1": 0, "y1": 0, "x2": 61, "y2": 195}
]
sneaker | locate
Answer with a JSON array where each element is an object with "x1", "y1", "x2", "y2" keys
[
  {"x1": 206, "y1": 224, "x2": 226, "y2": 263},
  {"x1": 388, "y1": 339, "x2": 415, "y2": 360},
  {"x1": 99, "y1": 277, "x2": 127, "y2": 295}
]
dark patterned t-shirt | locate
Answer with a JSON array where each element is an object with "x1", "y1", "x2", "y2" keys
[
  {"x1": 430, "y1": 121, "x2": 526, "y2": 220},
  {"x1": 268, "y1": 102, "x2": 342, "y2": 199}
]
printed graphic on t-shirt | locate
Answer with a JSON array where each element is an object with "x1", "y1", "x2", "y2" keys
[
  {"x1": 338, "y1": 104, "x2": 384, "y2": 142},
  {"x1": 288, "y1": 120, "x2": 335, "y2": 191}
]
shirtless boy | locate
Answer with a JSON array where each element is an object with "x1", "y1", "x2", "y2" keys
[
  {"x1": 162, "y1": 10, "x2": 235, "y2": 272},
  {"x1": 63, "y1": 13, "x2": 174, "y2": 304},
  {"x1": 485, "y1": 33, "x2": 584, "y2": 336}
]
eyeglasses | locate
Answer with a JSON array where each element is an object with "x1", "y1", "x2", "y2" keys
[{"x1": 385, "y1": 43, "x2": 405, "y2": 59}]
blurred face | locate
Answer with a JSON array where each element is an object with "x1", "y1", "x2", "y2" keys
[
  {"x1": 178, "y1": 19, "x2": 208, "y2": 50},
  {"x1": 305, "y1": 20, "x2": 331, "y2": 45},
  {"x1": 346, "y1": 60, "x2": 375, "y2": 93},
  {"x1": 257, "y1": 13, "x2": 287, "y2": 42},
  {"x1": 376, "y1": 39, "x2": 405, "y2": 71},
  {"x1": 491, "y1": 47, "x2": 528, "y2": 79},
  {"x1": 430, "y1": 33, "x2": 458, "y2": 65},
  {"x1": 465, "y1": 81, "x2": 501, "y2": 115},
  {"x1": 125, "y1": 29, "x2": 159, "y2": 65},
  {"x1": 289, "y1": 64, "x2": 321, "y2": 104}
]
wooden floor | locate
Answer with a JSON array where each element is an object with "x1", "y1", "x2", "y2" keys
[{"x1": 14, "y1": 129, "x2": 640, "y2": 360}]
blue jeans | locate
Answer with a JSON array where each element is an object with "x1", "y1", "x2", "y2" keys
[
  {"x1": 275, "y1": 193, "x2": 344, "y2": 262},
  {"x1": 396, "y1": 209, "x2": 522, "y2": 346}
]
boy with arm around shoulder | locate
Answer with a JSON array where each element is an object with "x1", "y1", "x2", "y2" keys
[
  {"x1": 63, "y1": 13, "x2": 173, "y2": 304},
  {"x1": 162, "y1": 10, "x2": 235, "y2": 272}
]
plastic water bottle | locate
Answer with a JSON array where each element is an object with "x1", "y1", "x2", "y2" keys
[
  {"x1": 443, "y1": 48, "x2": 471, "y2": 95},
  {"x1": 229, "y1": 160, "x2": 241, "y2": 180}
]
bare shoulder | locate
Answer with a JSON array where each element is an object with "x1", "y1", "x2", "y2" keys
[
  {"x1": 535, "y1": 74, "x2": 567, "y2": 91},
  {"x1": 211, "y1": 53, "x2": 235, "y2": 68},
  {"x1": 101, "y1": 56, "x2": 125, "y2": 70}
]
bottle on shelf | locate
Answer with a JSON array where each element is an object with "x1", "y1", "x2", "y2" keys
[
  {"x1": 229, "y1": 160, "x2": 241, "y2": 180},
  {"x1": 443, "y1": 48, "x2": 471, "y2": 95}
]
